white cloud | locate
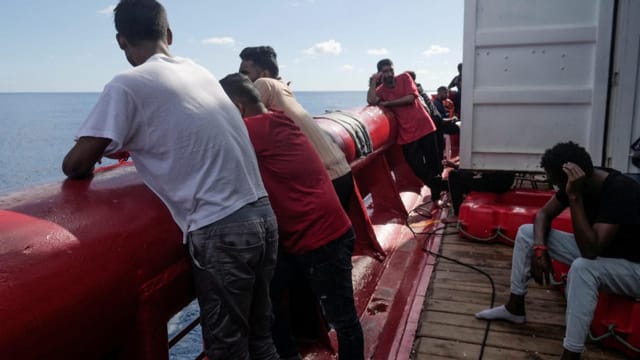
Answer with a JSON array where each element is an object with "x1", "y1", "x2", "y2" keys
[
  {"x1": 303, "y1": 40, "x2": 342, "y2": 55},
  {"x1": 422, "y1": 45, "x2": 450, "y2": 57},
  {"x1": 366, "y1": 48, "x2": 388, "y2": 56},
  {"x1": 98, "y1": 5, "x2": 116, "y2": 15},
  {"x1": 202, "y1": 37, "x2": 235, "y2": 45},
  {"x1": 341, "y1": 65, "x2": 354, "y2": 71}
]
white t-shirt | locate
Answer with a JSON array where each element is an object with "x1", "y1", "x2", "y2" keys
[{"x1": 76, "y1": 54, "x2": 267, "y2": 239}]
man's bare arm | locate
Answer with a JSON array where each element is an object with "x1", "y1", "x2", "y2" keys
[
  {"x1": 563, "y1": 162, "x2": 617, "y2": 258},
  {"x1": 533, "y1": 196, "x2": 566, "y2": 245},
  {"x1": 367, "y1": 73, "x2": 381, "y2": 105},
  {"x1": 62, "y1": 137, "x2": 112, "y2": 179},
  {"x1": 569, "y1": 194, "x2": 618, "y2": 258},
  {"x1": 530, "y1": 196, "x2": 566, "y2": 285}
]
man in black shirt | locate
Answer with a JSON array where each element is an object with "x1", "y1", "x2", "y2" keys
[{"x1": 475, "y1": 142, "x2": 640, "y2": 360}]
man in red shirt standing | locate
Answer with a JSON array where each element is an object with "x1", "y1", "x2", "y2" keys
[
  {"x1": 367, "y1": 59, "x2": 444, "y2": 204},
  {"x1": 219, "y1": 73, "x2": 364, "y2": 360}
]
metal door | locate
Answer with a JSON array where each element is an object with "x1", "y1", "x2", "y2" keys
[{"x1": 460, "y1": 0, "x2": 615, "y2": 171}]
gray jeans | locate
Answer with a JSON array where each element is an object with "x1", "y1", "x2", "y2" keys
[
  {"x1": 187, "y1": 197, "x2": 280, "y2": 360},
  {"x1": 511, "y1": 224, "x2": 640, "y2": 353}
]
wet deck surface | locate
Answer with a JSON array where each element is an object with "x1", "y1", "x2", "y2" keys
[{"x1": 411, "y1": 224, "x2": 629, "y2": 360}]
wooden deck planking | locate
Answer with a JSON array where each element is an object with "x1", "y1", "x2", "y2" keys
[{"x1": 411, "y1": 227, "x2": 629, "y2": 360}]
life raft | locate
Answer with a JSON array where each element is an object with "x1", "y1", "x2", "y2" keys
[{"x1": 458, "y1": 189, "x2": 572, "y2": 245}]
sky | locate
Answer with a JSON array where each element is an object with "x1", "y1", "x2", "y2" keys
[{"x1": 0, "y1": 0, "x2": 463, "y2": 92}]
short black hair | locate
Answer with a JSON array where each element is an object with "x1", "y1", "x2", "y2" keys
[
  {"x1": 219, "y1": 73, "x2": 262, "y2": 105},
  {"x1": 377, "y1": 59, "x2": 393, "y2": 72},
  {"x1": 540, "y1": 141, "x2": 594, "y2": 184},
  {"x1": 114, "y1": 0, "x2": 169, "y2": 46},
  {"x1": 405, "y1": 71, "x2": 416, "y2": 81},
  {"x1": 239, "y1": 46, "x2": 279, "y2": 78},
  {"x1": 437, "y1": 86, "x2": 448, "y2": 92},
  {"x1": 457, "y1": 62, "x2": 463, "y2": 72}
]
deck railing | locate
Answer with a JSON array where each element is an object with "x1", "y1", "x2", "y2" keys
[{"x1": 0, "y1": 105, "x2": 437, "y2": 359}]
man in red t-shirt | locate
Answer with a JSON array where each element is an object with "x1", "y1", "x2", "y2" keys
[
  {"x1": 367, "y1": 58, "x2": 445, "y2": 204},
  {"x1": 219, "y1": 73, "x2": 364, "y2": 360},
  {"x1": 434, "y1": 86, "x2": 456, "y2": 119}
]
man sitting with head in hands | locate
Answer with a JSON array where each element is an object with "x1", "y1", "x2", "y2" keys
[{"x1": 475, "y1": 141, "x2": 640, "y2": 359}]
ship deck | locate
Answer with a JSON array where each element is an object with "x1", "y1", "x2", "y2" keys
[{"x1": 410, "y1": 221, "x2": 629, "y2": 360}]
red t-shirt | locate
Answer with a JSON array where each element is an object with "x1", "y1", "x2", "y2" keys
[
  {"x1": 443, "y1": 98, "x2": 455, "y2": 118},
  {"x1": 376, "y1": 73, "x2": 436, "y2": 144},
  {"x1": 243, "y1": 111, "x2": 351, "y2": 255}
]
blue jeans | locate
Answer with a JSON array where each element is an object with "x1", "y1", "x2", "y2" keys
[
  {"x1": 271, "y1": 228, "x2": 364, "y2": 360},
  {"x1": 186, "y1": 197, "x2": 280, "y2": 360}
]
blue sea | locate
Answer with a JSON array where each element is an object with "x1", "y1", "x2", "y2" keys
[
  {"x1": 0, "y1": 91, "x2": 367, "y2": 195},
  {"x1": 0, "y1": 90, "x2": 366, "y2": 359}
]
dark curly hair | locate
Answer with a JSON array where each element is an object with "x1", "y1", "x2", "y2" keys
[
  {"x1": 540, "y1": 141, "x2": 594, "y2": 184},
  {"x1": 239, "y1": 46, "x2": 279, "y2": 78}
]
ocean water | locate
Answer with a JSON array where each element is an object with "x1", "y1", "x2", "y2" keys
[
  {"x1": 0, "y1": 93, "x2": 101, "y2": 194},
  {"x1": 0, "y1": 90, "x2": 366, "y2": 359},
  {"x1": 0, "y1": 91, "x2": 367, "y2": 195}
]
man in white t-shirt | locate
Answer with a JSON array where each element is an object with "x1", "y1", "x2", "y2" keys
[{"x1": 61, "y1": 1, "x2": 279, "y2": 359}]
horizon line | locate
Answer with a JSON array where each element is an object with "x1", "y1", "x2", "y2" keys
[
  {"x1": 0, "y1": 89, "x2": 371, "y2": 94},
  {"x1": 0, "y1": 88, "x2": 443, "y2": 94}
]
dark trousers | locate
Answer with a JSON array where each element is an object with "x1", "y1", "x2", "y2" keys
[
  {"x1": 271, "y1": 229, "x2": 364, "y2": 360},
  {"x1": 332, "y1": 171, "x2": 354, "y2": 212},
  {"x1": 448, "y1": 170, "x2": 515, "y2": 215},
  {"x1": 402, "y1": 131, "x2": 444, "y2": 201},
  {"x1": 433, "y1": 118, "x2": 460, "y2": 162},
  {"x1": 187, "y1": 197, "x2": 279, "y2": 360},
  {"x1": 440, "y1": 120, "x2": 460, "y2": 135}
]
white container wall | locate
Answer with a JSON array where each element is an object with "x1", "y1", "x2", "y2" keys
[{"x1": 460, "y1": 0, "x2": 614, "y2": 171}]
